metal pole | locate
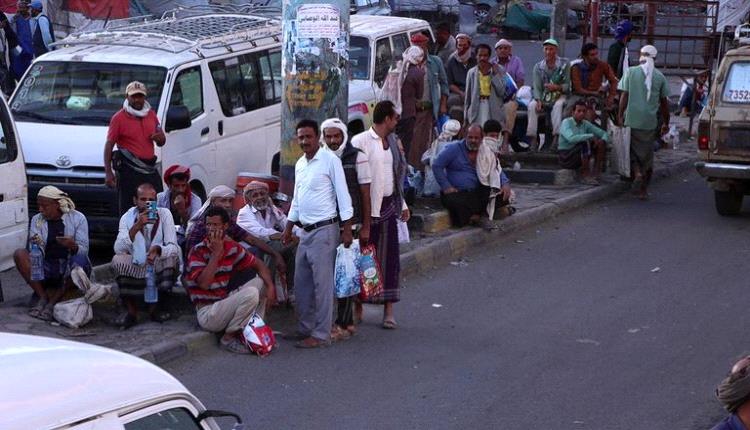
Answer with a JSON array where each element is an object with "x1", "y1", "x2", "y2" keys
[
  {"x1": 551, "y1": 0, "x2": 568, "y2": 57},
  {"x1": 279, "y1": 0, "x2": 350, "y2": 200},
  {"x1": 590, "y1": 0, "x2": 600, "y2": 44}
]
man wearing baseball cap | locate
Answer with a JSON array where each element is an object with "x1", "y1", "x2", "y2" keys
[
  {"x1": 104, "y1": 81, "x2": 167, "y2": 215},
  {"x1": 29, "y1": 0, "x2": 54, "y2": 56}
]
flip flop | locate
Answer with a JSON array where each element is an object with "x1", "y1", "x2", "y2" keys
[
  {"x1": 220, "y1": 336, "x2": 252, "y2": 354},
  {"x1": 382, "y1": 319, "x2": 398, "y2": 330}
]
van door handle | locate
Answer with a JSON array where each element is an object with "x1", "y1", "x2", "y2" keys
[
  {"x1": 218, "y1": 121, "x2": 224, "y2": 136},
  {"x1": 201, "y1": 127, "x2": 209, "y2": 136}
]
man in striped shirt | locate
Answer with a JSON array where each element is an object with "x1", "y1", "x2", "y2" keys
[{"x1": 185, "y1": 206, "x2": 275, "y2": 354}]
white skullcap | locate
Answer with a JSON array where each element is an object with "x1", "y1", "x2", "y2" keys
[
  {"x1": 495, "y1": 39, "x2": 512, "y2": 48},
  {"x1": 640, "y1": 45, "x2": 657, "y2": 58},
  {"x1": 208, "y1": 185, "x2": 235, "y2": 199}
]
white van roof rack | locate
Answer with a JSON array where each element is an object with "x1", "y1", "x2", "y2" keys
[{"x1": 54, "y1": 12, "x2": 281, "y2": 56}]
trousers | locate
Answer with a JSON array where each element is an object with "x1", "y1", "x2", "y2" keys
[
  {"x1": 196, "y1": 279, "x2": 262, "y2": 334},
  {"x1": 526, "y1": 97, "x2": 567, "y2": 137},
  {"x1": 294, "y1": 223, "x2": 339, "y2": 341}
]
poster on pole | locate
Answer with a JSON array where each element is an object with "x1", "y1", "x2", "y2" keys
[{"x1": 297, "y1": 4, "x2": 340, "y2": 40}]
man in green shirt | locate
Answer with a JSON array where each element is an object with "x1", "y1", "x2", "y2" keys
[
  {"x1": 617, "y1": 44, "x2": 670, "y2": 200},
  {"x1": 558, "y1": 100, "x2": 610, "y2": 185},
  {"x1": 526, "y1": 38, "x2": 570, "y2": 151}
]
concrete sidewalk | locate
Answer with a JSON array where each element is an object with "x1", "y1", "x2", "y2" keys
[{"x1": 0, "y1": 136, "x2": 698, "y2": 365}]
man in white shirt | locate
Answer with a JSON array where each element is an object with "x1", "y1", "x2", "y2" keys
[
  {"x1": 112, "y1": 183, "x2": 181, "y2": 329},
  {"x1": 351, "y1": 101, "x2": 410, "y2": 330},
  {"x1": 281, "y1": 119, "x2": 354, "y2": 349},
  {"x1": 237, "y1": 180, "x2": 298, "y2": 305}
]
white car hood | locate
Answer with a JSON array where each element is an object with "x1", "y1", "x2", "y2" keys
[
  {"x1": 17, "y1": 121, "x2": 108, "y2": 168},
  {"x1": 348, "y1": 79, "x2": 378, "y2": 105}
]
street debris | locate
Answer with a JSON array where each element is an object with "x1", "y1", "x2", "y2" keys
[
  {"x1": 627, "y1": 328, "x2": 640, "y2": 334},
  {"x1": 651, "y1": 267, "x2": 661, "y2": 273},
  {"x1": 515, "y1": 239, "x2": 525, "y2": 244},
  {"x1": 576, "y1": 338, "x2": 601, "y2": 346},
  {"x1": 450, "y1": 259, "x2": 468, "y2": 267},
  {"x1": 431, "y1": 303, "x2": 443, "y2": 308}
]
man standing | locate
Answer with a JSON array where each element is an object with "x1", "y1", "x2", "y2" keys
[
  {"x1": 558, "y1": 100, "x2": 610, "y2": 185},
  {"x1": 185, "y1": 206, "x2": 276, "y2": 354},
  {"x1": 433, "y1": 22, "x2": 456, "y2": 66},
  {"x1": 410, "y1": 31, "x2": 449, "y2": 170},
  {"x1": 185, "y1": 185, "x2": 286, "y2": 276},
  {"x1": 526, "y1": 39, "x2": 570, "y2": 151},
  {"x1": 112, "y1": 183, "x2": 180, "y2": 329},
  {"x1": 433, "y1": 124, "x2": 512, "y2": 229},
  {"x1": 445, "y1": 33, "x2": 476, "y2": 109},
  {"x1": 713, "y1": 355, "x2": 750, "y2": 430},
  {"x1": 29, "y1": 0, "x2": 53, "y2": 57},
  {"x1": 9, "y1": 0, "x2": 32, "y2": 81},
  {"x1": 464, "y1": 43, "x2": 509, "y2": 151},
  {"x1": 104, "y1": 81, "x2": 167, "y2": 215},
  {"x1": 236, "y1": 181, "x2": 298, "y2": 305},
  {"x1": 351, "y1": 101, "x2": 408, "y2": 330},
  {"x1": 13, "y1": 186, "x2": 91, "y2": 321},
  {"x1": 618, "y1": 45, "x2": 670, "y2": 200},
  {"x1": 0, "y1": 12, "x2": 18, "y2": 95},
  {"x1": 281, "y1": 119, "x2": 353, "y2": 348},
  {"x1": 156, "y1": 165, "x2": 202, "y2": 249},
  {"x1": 321, "y1": 117, "x2": 371, "y2": 339},
  {"x1": 395, "y1": 46, "x2": 425, "y2": 158},
  {"x1": 569, "y1": 43, "x2": 618, "y2": 123},
  {"x1": 608, "y1": 20, "x2": 633, "y2": 80}
]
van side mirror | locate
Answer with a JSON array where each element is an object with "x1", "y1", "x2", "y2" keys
[
  {"x1": 165, "y1": 105, "x2": 191, "y2": 132},
  {"x1": 196, "y1": 410, "x2": 244, "y2": 429}
]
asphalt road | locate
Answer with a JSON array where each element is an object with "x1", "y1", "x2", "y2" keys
[{"x1": 162, "y1": 171, "x2": 750, "y2": 430}]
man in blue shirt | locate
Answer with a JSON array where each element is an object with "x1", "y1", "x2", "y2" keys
[
  {"x1": 29, "y1": 0, "x2": 54, "y2": 57},
  {"x1": 713, "y1": 355, "x2": 750, "y2": 430},
  {"x1": 432, "y1": 124, "x2": 512, "y2": 228}
]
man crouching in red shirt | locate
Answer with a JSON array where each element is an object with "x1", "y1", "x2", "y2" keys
[{"x1": 184, "y1": 206, "x2": 276, "y2": 354}]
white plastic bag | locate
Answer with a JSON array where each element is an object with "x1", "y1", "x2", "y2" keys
[
  {"x1": 610, "y1": 122, "x2": 631, "y2": 177},
  {"x1": 378, "y1": 65, "x2": 402, "y2": 114},
  {"x1": 53, "y1": 298, "x2": 92, "y2": 329},
  {"x1": 334, "y1": 240, "x2": 361, "y2": 298},
  {"x1": 397, "y1": 220, "x2": 410, "y2": 244}
]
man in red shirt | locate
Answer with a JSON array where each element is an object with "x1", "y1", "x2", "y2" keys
[
  {"x1": 104, "y1": 81, "x2": 167, "y2": 215},
  {"x1": 184, "y1": 206, "x2": 276, "y2": 354}
]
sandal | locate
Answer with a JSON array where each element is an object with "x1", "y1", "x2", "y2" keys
[
  {"x1": 331, "y1": 326, "x2": 351, "y2": 342},
  {"x1": 382, "y1": 318, "x2": 398, "y2": 330},
  {"x1": 220, "y1": 335, "x2": 252, "y2": 354},
  {"x1": 28, "y1": 300, "x2": 49, "y2": 320},
  {"x1": 116, "y1": 312, "x2": 137, "y2": 330},
  {"x1": 38, "y1": 306, "x2": 54, "y2": 322}
]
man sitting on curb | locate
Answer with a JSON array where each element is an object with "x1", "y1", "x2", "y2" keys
[
  {"x1": 432, "y1": 124, "x2": 512, "y2": 229},
  {"x1": 237, "y1": 181, "x2": 299, "y2": 304},
  {"x1": 185, "y1": 185, "x2": 286, "y2": 280},
  {"x1": 112, "y1": 183, "x2": 179, "y2": 329},
  {"x1": 157, "y1": 165, "x2": 202, "y2": 249},
  {"x1": 14, "y1": 186, "x2": 91, "y2": 321},
  {"x1": 713, "y1": 355, "x2": 750, "y2": 429},
  {"x1": 185, "y1": 206, "x2": 276, "y2": 354},
  {"x1": 558, "y1": 100, "x2": 610, "y2": 186}
]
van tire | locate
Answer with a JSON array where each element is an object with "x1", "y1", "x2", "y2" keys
[
  {"x1": 715, "y1": 190, "x2": 743, "y2": 216},
  {"x1": 191, "y1": 181, "x2": 207, "y2": 203}
]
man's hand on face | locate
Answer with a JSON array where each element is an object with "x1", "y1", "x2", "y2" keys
[
  {"x1": 208, "y1": 230, "x2": 224, "y2": 255},
  {"x1": 147, "y1": 245, "x2": 161, "y2": 265}
]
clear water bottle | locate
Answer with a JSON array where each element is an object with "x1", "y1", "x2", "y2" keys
[
  {"x1": 144, "y1": 264, "x2": 158, "y2": 304},
  {"x1": 30, "y1": 242, "x2": 44, "y2": 281}
]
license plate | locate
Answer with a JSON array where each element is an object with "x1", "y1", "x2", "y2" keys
[{"x1": 720, "y1": 127, "x2": 750, "y2": 150}]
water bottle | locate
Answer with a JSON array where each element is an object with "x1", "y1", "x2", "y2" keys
[
  {"x1": 30, "y1": 243, "x2": 44, "y2": 281},
  {"x1": 144, "y1": 264, "x2": 158, "y2": 304}
]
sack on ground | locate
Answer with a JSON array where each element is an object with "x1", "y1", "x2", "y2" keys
[
  {"x1": 609, "y1": 121, "x2": 631, "y2": 177},
  {"x1": 53, "y1": 298, "x2": 92, "y2": 329},
  {"x1": 242, "y1": 313, "x2": 276, "y2": 356},
  {"x1": 359, "y1": 244, "x2": 384, "y2": 300},
  {"x1": 334, "y1": 240, "x2": 361, "y2": 298}
]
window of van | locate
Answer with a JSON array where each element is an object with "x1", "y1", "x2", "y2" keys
[
  {"x1": 722, "y1": 62, "x2": 750, "y2": 104},
  {"x1": 209, "y1": 54, "x2": 265, "y2": 117},
  {"x1": 392, "y1": 33, "x2": 409, "y2": 63},
  {"x1": 350, "y1": 36, "x2": 370, "y2": 80},
  {"x1": 170, "y1": 67, "x2": 203, "y2": 119},
  {"x1": 124, "y1": 407, "x2": 201, "y2": 430},
  {"x1": 374, "y1": 38, "x2": 392, "y2": 87},
  {"x1": 259, "y1": 50, "x2": 282, "y2": 104},
  {"x1": 10, "y1": 61, "x2": 166, "y2": 126}
]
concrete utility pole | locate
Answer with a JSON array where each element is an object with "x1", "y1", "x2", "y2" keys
[
  {"x1": 550, "y1": 0, "x2": 568, "y2": 57},
  {"x1": 279, "y1": 0, "x2": 350, "y2": 198}
]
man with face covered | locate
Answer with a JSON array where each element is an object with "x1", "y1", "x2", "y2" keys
[
  {"x1": 713, "y1": 355, "x2": 750, "y2": 429},
  {"x1": 236, "y1": 181, "x2": 299, "y2": 304},
  {"x1": 432, "y1": 124, "x2": 512, "y2": 229}
]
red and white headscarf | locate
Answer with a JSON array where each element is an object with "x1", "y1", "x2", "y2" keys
[{"x1": 163, "y1": 164, "x2": 193, "y2": 207}]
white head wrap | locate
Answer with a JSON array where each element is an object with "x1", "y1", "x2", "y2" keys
[
  {"x1": 639, "y1": 45, "x2": 657, "y2": 100},
  {"x1": 495, "y1": 39, "x2": 512, "y2": 48},
  {"x1": 403, "y1": 46, "x2": 424, "y2": 66},
  {"x1": 439, "y1": 119, "x2": 461, "y2": 141},
  {"x1": 188, "y1": 185, "x2": 236, "y2": 230},
  {"x1": 37, "y1": 185, "x2": 75, "y2": 214},
  {"x1": 320, "y1": 118, "x2": 349, "y2": 158}
]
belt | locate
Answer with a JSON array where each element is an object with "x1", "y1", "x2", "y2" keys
[
  {"x1": 479, "y1": 96, "x2": 490, "y2": 100},
  {"x1": 302, "y1": 217, "x2": 339, "y2": 232}
]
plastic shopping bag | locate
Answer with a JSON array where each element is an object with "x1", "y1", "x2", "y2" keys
[
  {"x1": 334, "y1": 240, "x2": 361, "y2": 298},
  {"x1": 378, "y1": 65, "x2": 403, "y2": 114},
  {"x1": 397, "y1": 220, "x2": 410, "y2": 244},
  {"x1": 242, "y1": 313, "x2": 276, "y2": 356},
  {"x1": 609, "y1": 122, "x2": 631, "y2": 177},
  {"x1": 359, "y1": 244, "x2": 384, "y2": 301}
]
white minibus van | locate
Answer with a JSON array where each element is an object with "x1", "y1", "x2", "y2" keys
[{"x1": 0, "y1": 92, "x2": 27, "y2": 270}]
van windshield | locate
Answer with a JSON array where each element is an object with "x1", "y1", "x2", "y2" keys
[
  {"x1": 722, "y1": 61, "x2": 750, "y2": 104},
  {"x1": 350, "y1": 36, "x2": 370, "y2": 80},
  {"x1": 10, "y1": 61, "x2": 167, "y2": 126}
]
